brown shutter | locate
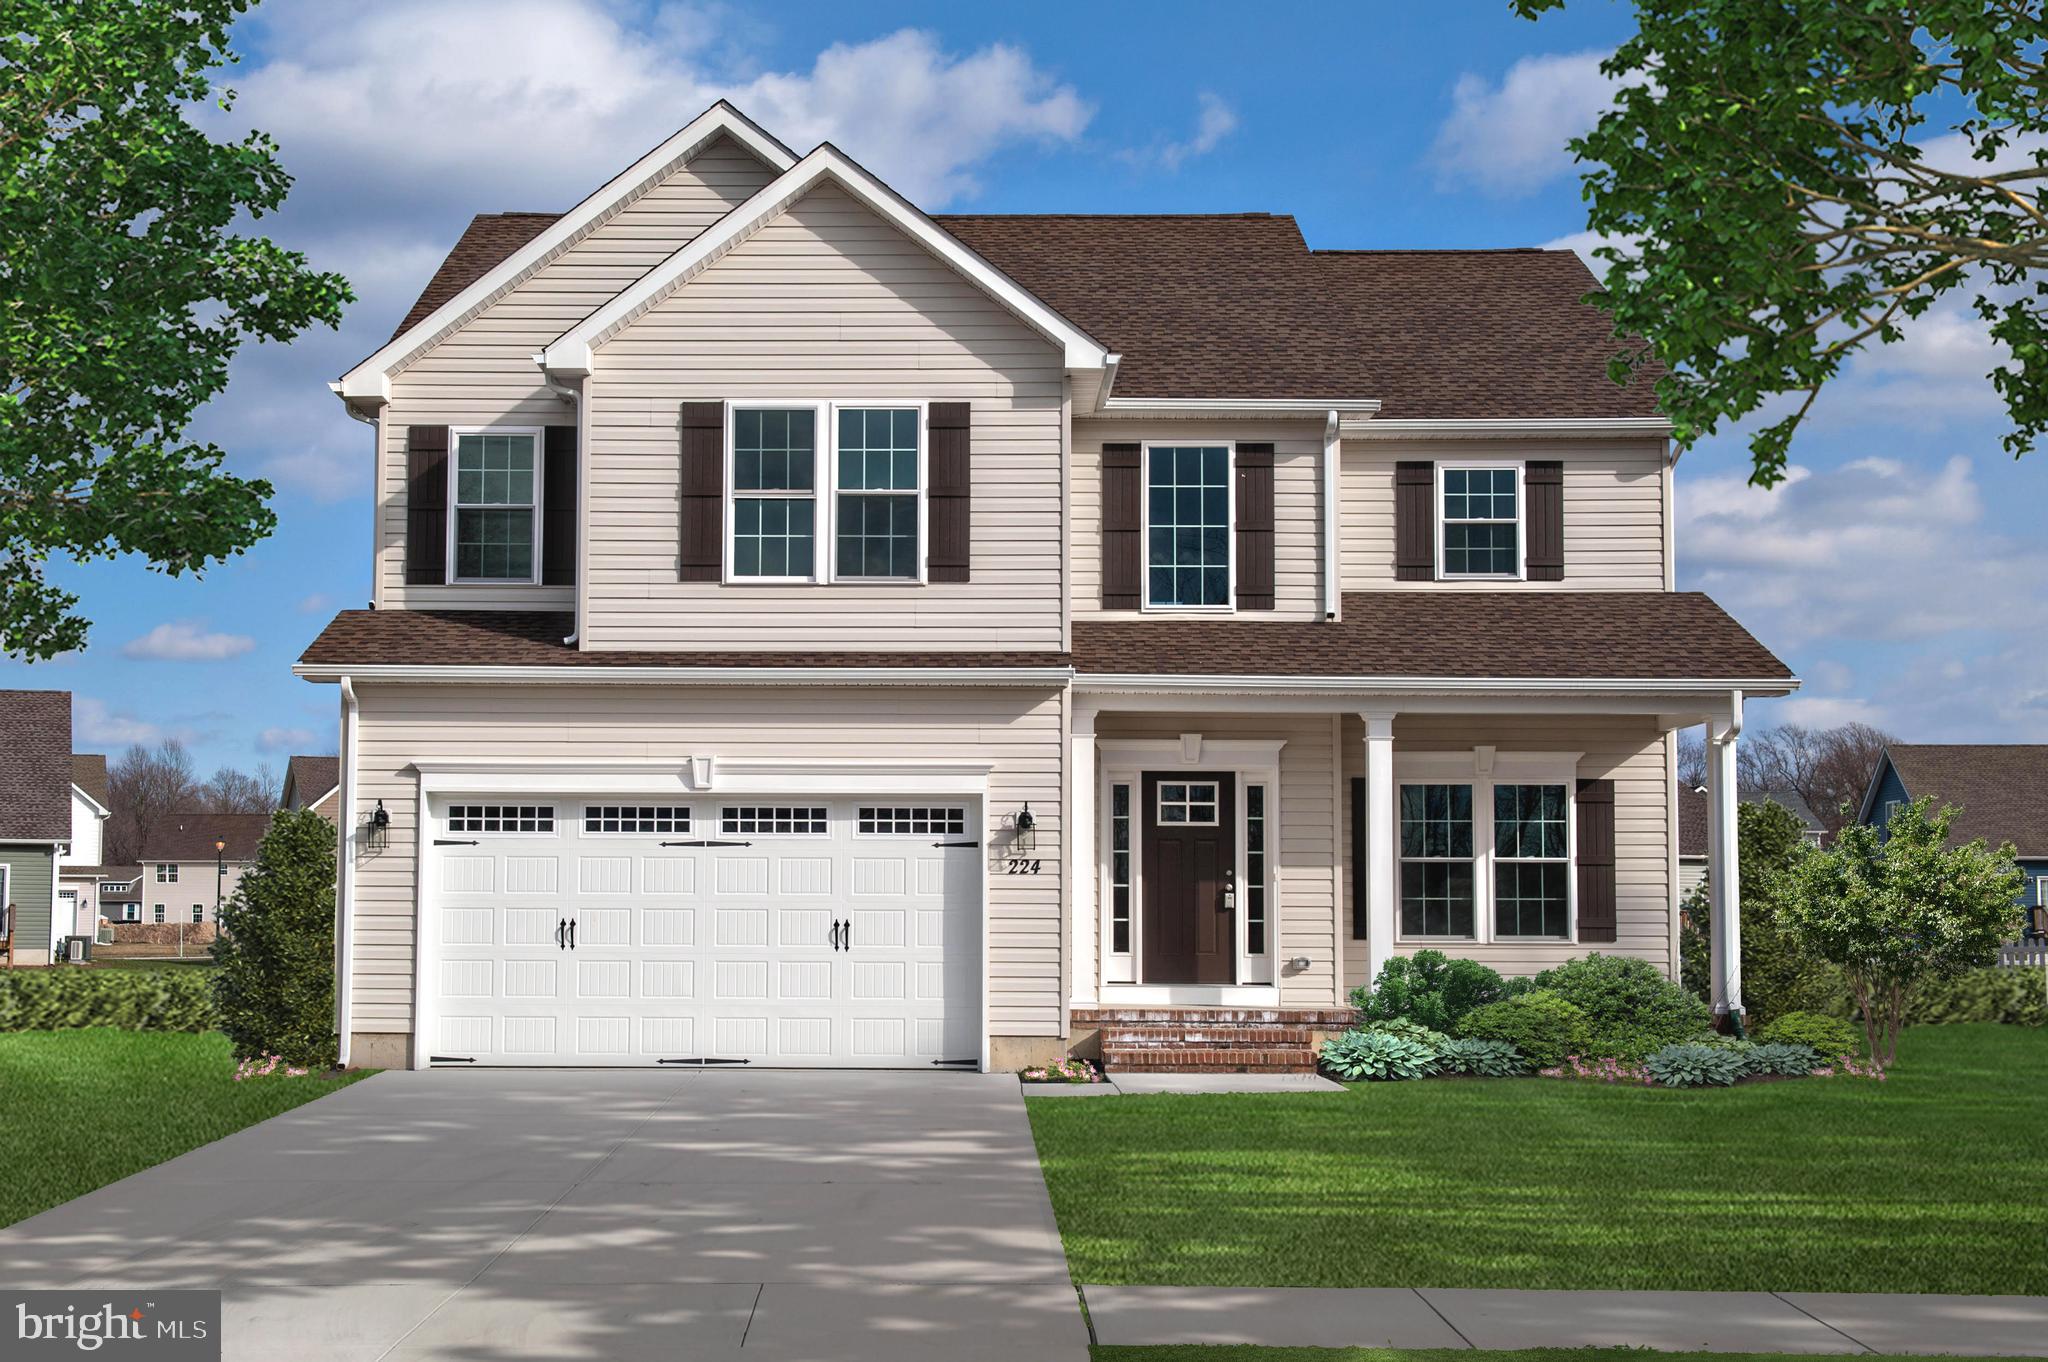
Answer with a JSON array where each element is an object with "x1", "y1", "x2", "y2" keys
[
  {"x1": 405, "y1": 425, "x2": 449, "y2": 585},
  {"x1": 1350, "y1": 776, "x2": 1369, "y2": 940},
  {"x1": 927, "y1": 402, "x2": 971, "y2": 583},
  {"x1": 678, "y1": 401, "x2": 724, "y2": 581},
  {"x1": 1234, "y1": 442, "x2": 1275, "y2": 610},
  {"x1": 1394, "y1": 461, "x2": 1434, "y2": 581},
  {"x1": 541, "y1": 425, "x2": 577, "y2": 587},
  {"x1": 1101, "y1": 443, "x2": 1142, "y2": 610},
  {"x1": 1526, "y1": 460, "x2": 1564, "y2": 581},
  {"x1": 1576, "y1": 778, "x2": 1617, "y2": 943}
]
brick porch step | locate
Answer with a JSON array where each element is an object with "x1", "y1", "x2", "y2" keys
[
  {"x1": 1100, "y1": 1024, "x2": 1317, "y2": 1047},
  {"x1": 1073, "y1": 1006, "x2": 1355, "y2": 1027},
  {"x1": 1101, "y1": 1044, "x2": 1318, "y2": 1074}
]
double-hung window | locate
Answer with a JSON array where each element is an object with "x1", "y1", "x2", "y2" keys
[
  {"x1": 1396, "y1": 761, "x2": 1577, "y2": 943},
  {"x1": 1145, "y1": 444, "x2": 1231, "y2": 608},
  {"x1": 452, "y1": 430, "x2": 539, "y2": 582},
  {"x1": 1439, "y1": 464, "x2": 1521, "y2": 578},
  {"x1": 731, "y1": 408, "x2": 817, "y2": 579},
  {"x1": 1399, "y1": 784, "x2": 1475, "y2": 937},
  {"x1": 1493, "y1": 784, "x2": 1570, "y2": 938},
  {"x1": 835, "y1": 407, "x2": 919, "y2": 579},
  {"x1": 156, "y1": 864, "x2": 177, "y2": 884},
  {"x1": 729, "y1": 404, "x2": 923, "y2": 582}
]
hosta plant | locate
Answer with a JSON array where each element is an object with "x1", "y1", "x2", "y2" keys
[
  {"x1": 1361, "y1": 1017, "x2": 1451, "y2": 1050},
  {"x1": 1746, "y1": 1042, "x2": 1821, "y2": 1077},
  {"x1": 1435, "y1": 1037, "x2": 1525, "y2": 1077},
  {"x1": 1644, "y1": 1041, "x2": 1749, "y2": 1088},
  {"x1": 1320, "y1": 1029, "x2": 1441, "y2": 1081}
]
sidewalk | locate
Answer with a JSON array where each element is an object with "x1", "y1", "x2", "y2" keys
[{"x1": 1082, "y1": 1285, "x2": 2048, "y2": 1355}]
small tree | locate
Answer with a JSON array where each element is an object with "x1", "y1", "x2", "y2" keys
[
  {"x1": 211, "y1": 808, "x2": 337, "y2": 1067},
  {"x1": 1679, "y1": 799, "x2": 1847, "y2": 1026},
  {"x1": 1778, "y1": 796, "x2": 2023, "y2": 1067}
]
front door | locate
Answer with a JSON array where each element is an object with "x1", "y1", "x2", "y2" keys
[{"x1": 1141, "y1": 773, "x2": 1235, "y2": 984}]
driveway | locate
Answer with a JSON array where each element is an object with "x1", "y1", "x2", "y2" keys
[{"x1": 0, "y1": 1070, "x2": 1086, "y2": 1361}]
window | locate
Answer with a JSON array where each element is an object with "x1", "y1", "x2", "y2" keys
[
  {"x1": 582, "y1": 805, "x2": 690, "y2": 835},
  {"x1": 1156, "y1": 781, "x2": 1220, "y2": 825},
  {"x1": 1146, "y1": 444, "x2": 1230, "y2": 607},
  {"x1": 721, "y1": 806, "x2": 827, "y2": 835},
  {"x1": 153, "y1": 905, "x2": 165, "y2": 924},
  {"x1": 447, "y1": 804, "x2": 555, "y2": 834},
  {"x1": 452, "y1": 431, "x2": 539, "y2": 582},
  {"x1": 1883, "y1": 799, "x2": 1903, "y2": 825},
  {"x1": 1246, "y1": 784, "x2": 1269, "y2": 955},
  {"x1": 858, "y1": 806, "x2": 966, "y2": 836},
  {"x1": 1440, "y1": 465, "x2": 1520, "y2": 577},
  {"x1": 191, "y1": 905, "x2": 204, "y2": 924},
  {"x1": 155, "y1": 864, "x2": 178, "y2": 884},
  {"x1": 731, "y1": 407, "x2": 817, "y2": 579},
  {"x1": 1493, "y1": 784, "x2": 1569, "y2": 938},
  {"x1": 123, "y1": 905, "x2": 139, "y2": 923},
  {"x1": 1399, "y1": 784, "x2": 1475, "y2": 937},
  {"x1": 836, "y1": 408, "x2": 919, "y2": 579},
  {"x1": 1109, "y1": 784, "x2": 1132, "y2": 956}
]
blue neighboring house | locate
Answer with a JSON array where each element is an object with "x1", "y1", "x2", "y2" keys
[{"x1": 1856, "y1": 744, "x2": 2048, "y2": 940}]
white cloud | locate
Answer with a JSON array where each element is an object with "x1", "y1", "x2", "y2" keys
[
  {"x1": 1432, "y1": 50, "x2": 1622, "y2": 195},
  {"x1": 121, "y1": 621, "x2": 259, "y2": 662},
  {"x1": 1122, "y1": 92, "x2": 1239, "y2": 171},
  {"x1": 258, "y1": 726, "x2": 320, "y2": 753},
  {"x1": 75, "y1": 698, "x2": 162, "y2": 747},
  {"x1": 295, "y1": 593, "x2": 332, "y2": 615}
]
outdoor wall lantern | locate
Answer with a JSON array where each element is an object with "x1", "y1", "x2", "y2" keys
[
  {"x1": 1012, "y1": 803, "x2": 1037, "y2": 854},
  {"x1": 365, "y1": 800, "x2": 390, "y2": 851}
]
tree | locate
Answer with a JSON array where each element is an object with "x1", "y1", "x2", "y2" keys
[
  {"x1": 210, "y1": 807, "x2": 335, "y2": 1066},
  {"x1": 201, "y1": 762, "x2": 278, "y2": 814},
  {"x1": 1739, "y1": 721, "x2": 1896, "y2": 832},
  {"x1": 1680, "y1": 798, "x2": 1847, "y2": 1026},
  {"x1": 1778, "y1": 795, "x2": 2023, "y2": 1065},
  {"x1": 1514, "y1": 0, "x2": 2048, "y2": 485},
  {"x1": 0, "y1": 0, "x2": 352, "y2": 659},
  {"x1": 105, "y1": 739, "x2": 198, "y2": 866}
]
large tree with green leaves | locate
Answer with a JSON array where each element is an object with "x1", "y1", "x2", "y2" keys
[
  {"x1": 0, "y1": 0, "x2": 351, "y2": 658},
  {"x1": 1515, "y1": 0, "x2": 2048, "y2": 485}
]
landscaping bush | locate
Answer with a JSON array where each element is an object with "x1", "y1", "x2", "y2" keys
[
  {"x1": 1455, "y1": 990, "x2": 1590, "y2": 1068},
  {"x1": 1757, "y1": 1010, "x2": 1862, "y2": 1056},
  {"x1": 0, "y1": 969, "x2": 213, "y2": 1032},
  {"x1": 1320, "y1": 1029, "x2": 1441, "y2": 1081},
  {"x1": 211, "y1": 808, "x2": 338, "y2": 1068},
  {"x1": 1532, "y1": 953, "x2": 1713, "y2": 1060},
  {"x1": 1352, "y1": 949, "x2": 1513, "y2": 1032},
  {"x1": 1747, "y1": 1042, "x2": 1822, "y2": 1076},
  {"x1": 1359, "y1": 1017, "x2": 1450, "y2": 1049},
  {"x1": 1435, "y1": 1036, "x2": 1526, "y2": 1077},
  {"x1": 1644, "y1": 1041, "x2": 1748, "y2": 1087},
  {"x1": 1911, "y1": 967, "x2": 2048, "y2": 1027}
]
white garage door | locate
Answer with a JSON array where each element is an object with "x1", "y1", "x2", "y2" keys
[{"x1": 424, "y1": 796, "x2": 981, "y2": 1067}]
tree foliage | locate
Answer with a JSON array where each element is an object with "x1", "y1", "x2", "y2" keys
[
  {"x1": 1680, "y1": 798, "x2": 1848, "y2": 1025},
  {"x1": 1778, "y1": 794, "x2": 2023, "y2": 1065},
  {"x1": 1515, "y1": 0, "x2": 2048, "y2": 484},
  {"x1": 210, "y1": 807, "x2": 336, "y2": 1066},
  {"x1": 0, "y1": 0, "x2": 351, "y2": 658},
  {"x1": 1738, "y1": 721, "x2": 1896, "y2": 832}
]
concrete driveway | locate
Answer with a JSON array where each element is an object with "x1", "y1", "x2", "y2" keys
[{"x1": 0, "y1": 1070, "x2": 1087, "y2": 1361}]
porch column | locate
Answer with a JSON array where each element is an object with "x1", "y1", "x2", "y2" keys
[
  {"x1": 1706, "y1": 699, "x2": 1743, "y2": 1023},
  {"x1": 1069, "y1": 700, "x2": 1098, "y2": 1007},
  {"x1": 1361, "y1": 711, "x2": 1397, "y2": 993}
]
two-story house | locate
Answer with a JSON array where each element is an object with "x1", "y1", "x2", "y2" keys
[
  {"x1": 137, "y1": 813, "x2": 270, "y2": 932},
  {"x1": 305, "y1": 102, "x2": 1794, "y2": 1072},
  {"x1": 281, "y1": 754, "x2": 341, "y2": 820},
  {"x1": 0, "y1": 691, "x2": 113, "y2": 964},
  {"x1": 1857, "y1": 744, "x2": 2048, "y2": 939}
]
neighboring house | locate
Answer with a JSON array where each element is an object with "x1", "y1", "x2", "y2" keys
[
  {"x1": 306, "y1": 102, "x2": 1794, "y2": 1072},
  {"x1": 1677, "y1": 785, "x2": 1826, "y2": 898},
  {"x1": 137, "y1": 814, "x2": 271, "y2": 929},
  {"x1": 56, "y1": 752, "x2": 114, "y2": 943},
  {"x1": 281, "y1": 754, "x2": 341, "y2": 819},
  {"x1": 96, "y1": 868, "x2": 144, "y2": 925},
  {"x1": 0, "y1": 690, "x2": 75, "y2": 966},
  {"x1": 1857, "y1": 744, "x2": 2048, "y2": 938}
]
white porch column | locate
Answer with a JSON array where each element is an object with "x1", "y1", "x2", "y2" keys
[
  {"x1": 1068, "y1": 700, "x2": 1098, "y2": 1007},
  {"x1": 1706, "y1": 696, "x2": 1744, "y2": 1023},
  {"x1": 1361, "y1": 711, "x2": 1397, "y2": 992}
]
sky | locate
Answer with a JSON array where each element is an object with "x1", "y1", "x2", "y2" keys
[{"x1": 6, "y1": 0, "x2": 2045, "y2": 777}]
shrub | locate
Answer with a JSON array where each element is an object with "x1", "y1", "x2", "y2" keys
[
  {"x1": 1747, "y1": 1042, "x2": 1821, "y2": 1076},
  {"x1": 1435, "y1": 1036, "x2": 1526, "y2": 1077},
  {"x1": 1352, "y1": 949, "x2": 1513, "y2": 1032},
  {"x1": 1455, "y1": 990, "x2": 1590, "y2": 1068},
  {"x1": 1644, "y1": 1041, "x2": 1749, "y2": 1087},
  {"x1": 1758, "y1": 1010, "x2": 1863, "y2": 1056},
  {"x1": 1912, "y1": 968, "x2": 2048, "y2": 1027},
  {"x1": 1359, "y1": 1017, "x2": 1450, "y2": 1049},
  {"x1": 211, "y1": 808, "x2": 338, "y2": 1067},
  {"x1": 1320, "y1": 1029, "x2": 1441, "y2": 1081},
  {"x1": 1532, "y1": 953, "x2": 1714, "y2": 1060},
  {"x1": 0, "y1": 968, "x2": 213, "y2": 1032}
]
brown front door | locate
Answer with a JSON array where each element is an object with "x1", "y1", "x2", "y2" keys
[{"x1": 1141, "y1": 772, "x2": 1235, "y2": 984}]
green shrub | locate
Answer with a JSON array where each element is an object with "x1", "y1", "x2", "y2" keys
[
  {"x1": 211, "y1": 808, "x2": 337, "y2": 1067},
  {"x1": 1435, "y1": 1036, "x2": 1526, "y2": 1077},
  {"x1": 1757, "y1": 1010, "x2": 1862, "y2": 1056},
  {"x1": 1912, "y1": 967, "x2": 2047, "y2": 1027},
  {"x1": 1320, "y1": 1029, "x2": 1440, "y2": 1081},
  {"x1": 1533, "y1": 953, "x2": 1714, "y2": 1060},
  {"x1": 1456, "y1": 990, "x2": 1590, "y2": 1068},
  {"x1": 1352, "y1": 949, "x2": 1512, "y2": 1032},
  {"x1": 0, "y1": 969, "x2": 213, "y2": 1032},
  {"x1": 1644, "y1": 1041, "x2": 1748, "y2": 1087},
  {"x1": 1747, "y1": 1041, "x2": 1821, "y2": 1076},
  {"x1": 1359, "y1": 1017, "x2": 1450, "y2": 1049}
]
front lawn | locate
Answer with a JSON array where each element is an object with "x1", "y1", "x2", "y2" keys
[
  {"x1": 0, "y1": 1030, "x2": 370, "y2": 1228},
  {"x1": 1031, "y1": 1024, "x2": 2047, "y2": 1294}
]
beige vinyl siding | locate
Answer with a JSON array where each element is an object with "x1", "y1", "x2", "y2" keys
[
  {"x1": 140, "y1": 863, "x2": 248, "y2": 924},
  {"x1": 377, "y1": 134, "x2": 777, "y2": 610},
  {"x1": 1073, "y1": 421, "x2": 1325, "y2": 620},
  {"x1": 1679, "y1": 858, "x2": 1708, "y2": 899},
  {"x1": 1340, "y1": 438, "x2": 1668, "y2": 590},
  {"x1": 580, "y1": 181, "x2": 1065, "y2": 651},
  {"x1": 346, "y1": 682, "x2": 1064, "y2": 1042},
  {"x1": 1091, "y1": 712, "x2": 1340, "y2": 1007},
  {"x1": 1339, "y1": 712, "x2": 1675, "y2": 989}
]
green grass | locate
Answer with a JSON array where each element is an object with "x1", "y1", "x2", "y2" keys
[
  {"x1": 1030, "y1": 1024, "x2": 2048, "y2": 1294},
  {"x1": 1093, "y1": 1352, "x2": 2027, "y2": 1362},
  {"x1": 0, "y1": 1030, "x2": 371, "y2": 1228}
]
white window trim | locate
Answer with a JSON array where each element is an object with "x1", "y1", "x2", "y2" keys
[
  {"x1": 191, "y1": 904, "x2": 204, "y2": 924},
  {"x1": 1392, "y1": 749, "x2": 1581, "y2": 946},
  {"x1": 153, "y1": 905, "x2": 166, "y2": 924},
  {"x1": 1155, "y1": 779, "x2": 1222, "y2": 827},
  {"x1": 446, "y1": 425, "x2": 545, "y2": 587},
  {"x1": 1435, "y1": 459, "x2": 1527, "y2": 582},
  {"x1": 723, "y1": 399, "x2": 929, "y2": 586},
  {"x1": 1139, "y1": 440, "x2": 1237, "y2": 613},
  {"x1": 155, "y1": 864, "x2": 178, "y2": 884},
  {"x1": 445, "y1": 804, "x2": 560, "y2": 838}
]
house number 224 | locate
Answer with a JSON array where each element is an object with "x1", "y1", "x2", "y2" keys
[{"x1": 1004, "y1": 858, "x2": 1043, "y2": 875}]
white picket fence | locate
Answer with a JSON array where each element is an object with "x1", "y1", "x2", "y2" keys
[{"x1": 1995, "y1": 939, "x2": 2048, "y2": 969}]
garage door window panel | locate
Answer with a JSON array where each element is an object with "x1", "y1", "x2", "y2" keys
[
  {"x1": 583, "y1": 805, "x2": 691, "y2": 835},
  {"x1": 449, "y1": 804, "x2": 556, "y2": 835},
  {"x1": 722, "y1": 806, "x2": 829, "y2": 836}
]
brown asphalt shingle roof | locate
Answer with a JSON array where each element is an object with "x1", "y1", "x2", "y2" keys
[
  {"x1": 1882, "y1": 745, "x2": 2048, "y2": 856},
  {"x1": 1678, "y1": 786, "x2": 1826, "y2": 857},
  {"x1": 0, "y1": 690, "x2": 73, "y2": 842},
  {"x1": 71, "y1": 753, "x2": 108, "y2": 811},
  {"x1": 141, "y1": 813, "x2": 271, "y2": 864},
  {"x1": 390, "y1": 212, "x2": 559, "y2": 339},
  {"x1": 285, "y1": 755, "x2": 340, "y2": 808}
]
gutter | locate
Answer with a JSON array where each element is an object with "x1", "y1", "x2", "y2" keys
[
  {"x1": 1323, "y1": 409, "x2": 1341, "y2": 620},
  {"x1": 1074, "y1": 673, "x2": 1801, "y2": 697},
  {"x1": 294, "y1": 663, "x2": 1077, "y2": 687},
  {"x1": 336, "y1": 677, "x2": 358, "y2": 1070}
]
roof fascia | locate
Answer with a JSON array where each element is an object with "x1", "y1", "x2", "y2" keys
[
  {"x1": 70, "y1": 784, "x2": 111, "y2": 819},
  {"x1": 335, "y1": 102, "x2": 797, "y2": 404},
  {"x1": 294, "y1": 662, "x2": 1075, "y2": 686},
  {"x1": 1091, "y1": 397, "x2": 1382, "y2": 419},
  {"x1": 1853, "y1": 747, "x2": 1899, "y2": 826},
  {"x1": 1340, "y1": 416, "x2": 1675, "y2": 441}
]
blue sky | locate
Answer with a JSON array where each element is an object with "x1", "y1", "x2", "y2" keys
[{"x1": 6, "y1": 0, "x2": 2044, "y2": 775}]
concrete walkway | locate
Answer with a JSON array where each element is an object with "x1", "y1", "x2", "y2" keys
[{"x1": 1083, "y1": 1284, "x2": 2048, "y2": 1355}]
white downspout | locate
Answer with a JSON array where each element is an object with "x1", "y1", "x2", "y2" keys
[
  {"x1": 336, "y1": 676, "x2": 358, "y2": 1069},
  {"x1": 538, "y1": 361, "x2": 583, "y2": 646},
  {"x1": 1323, "y1": 410, "x2": 1341, "y2": 620}
]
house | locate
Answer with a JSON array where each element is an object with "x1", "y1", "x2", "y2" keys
[
  {"x1": 1857, "y1": 744, "x2": 2048, "y2": 938},
  {"x1": 136, "y1": 813, "x2": 271, "y2": 931},
  {"x1": 96, "y1": 868, "x2": 144, "y2": 925},
  {"x1": 56, "y1": 753, "x2": 114, "y2": 943},
  {"x1": 1677, "y1": 784, "x2": 1826, "y2": 898},
  {"x1": 304, "y1": 101, "x2": 1794, "y2": 1072},
  {"x1": 1, "y1": 690, "x2": 74, "y2": 965},
  {"x1": 281, "y1": 754, "x2": 341, "y2": 819}
]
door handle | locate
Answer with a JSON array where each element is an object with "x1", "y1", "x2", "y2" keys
[
  {"x1": 556, "y1": 918, "x2": 566, "y2": 949},
  {"x1": 829, "y1": 919, "x2": 841, "y2": 951},
  {"x1": 842, "y1": 917, "x2": 851, "y2": 950},
  {"x1": 567, "y1": 918, "x2": 576, "y2": 950}
]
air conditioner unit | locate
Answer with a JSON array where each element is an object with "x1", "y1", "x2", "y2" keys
[{"x1": 64, "y1": 935, "x2": 90, "y2": 964}]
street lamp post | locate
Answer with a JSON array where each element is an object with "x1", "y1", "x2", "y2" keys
[{"x1": 214, "y1": 838, "x2": 226, "y2": 930}]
